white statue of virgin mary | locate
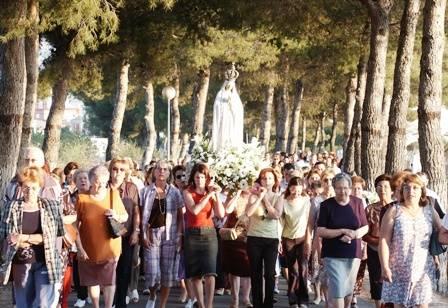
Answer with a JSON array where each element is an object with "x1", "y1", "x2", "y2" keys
[{"x1": 212, "y1": 64, "x2": 244, "y2": 151}]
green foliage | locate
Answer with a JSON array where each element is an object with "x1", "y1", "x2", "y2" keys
[
  {"x1": 32, "y1": 128, "x2": 99, "y2": 168},
  {"x1": 115, "y1": 140, "x2": 145, "y2": 163}
]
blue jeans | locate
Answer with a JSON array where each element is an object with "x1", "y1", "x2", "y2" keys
[{"x1": 13, "y1": 262, "x2": 60, "y2": 308}]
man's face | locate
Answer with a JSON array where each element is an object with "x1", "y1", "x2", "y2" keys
[{"x1": 24, "y1": 149, "x2": 45, "y2": 168}]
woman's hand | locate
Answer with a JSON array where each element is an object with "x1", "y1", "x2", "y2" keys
[
  {"x1": 340, "y1": 234, "x2": 352, "y2": 244},
  {"x1": 381, "y1": 267, "x2": 393, "y2": 283},
  {"x1": 7, "y1": 233, "x2": 22, "y2": 247},
  {"x1": 341, "y1": 228, "x2": 356, "y2": 239},
  {"x1": 104, "y1": 209, "x2": 116, "y2": 218},
  {"x1": 78, "y1": 248, "x2": 90, "y2": 261},
  {"x1": 129, "y1": 230, "x2": 139, "y2": 246},
  {"x1": 208, "y1": 183, "x2": 222, "y2": 194}
]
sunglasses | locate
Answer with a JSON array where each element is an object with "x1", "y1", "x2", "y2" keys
[{"x1": 176, "y1": 174, "x2": 186, "y2": 180}]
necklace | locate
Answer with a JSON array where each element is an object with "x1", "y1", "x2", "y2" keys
[{"x1": 156, "y1": 186, "x2": 166, "y2": 215}]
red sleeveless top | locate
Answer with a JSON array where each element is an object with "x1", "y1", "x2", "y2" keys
[{"x1": 185, "y1": 188, "x2": 214, "y2": 228}]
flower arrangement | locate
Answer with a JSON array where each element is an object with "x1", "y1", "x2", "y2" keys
[{"x1": 189, "y1": 137, "x2": 269, "y2": 192}]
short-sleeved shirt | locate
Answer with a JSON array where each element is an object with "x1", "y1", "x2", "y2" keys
[
  {"x1": 76, "y1": 189, "x2": 127, "y2": 262},
  {"x1": 140, "y1": 183, "x2": 184, "y2": 240},
  {"x1": 317, "y1": 196, "x2": 368, "y2": 259}
]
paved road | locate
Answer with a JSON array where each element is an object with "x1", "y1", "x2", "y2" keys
[{"x1": 2, "y1": 276, "x2": 448, "y2": 307}]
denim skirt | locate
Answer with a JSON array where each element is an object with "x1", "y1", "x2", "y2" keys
[
  {"x1": 324, "y1": 257, "x2": 360, "y2": 298},
  {"x1": 184, "y1": 227, "x2": 218, "y2": 279}
]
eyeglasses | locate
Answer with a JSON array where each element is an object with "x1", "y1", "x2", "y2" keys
[
  {"x1": 176, "y1": 174, "x2": 186, "y2": 180},
  {"x1": 112, "y1": 167, "x2": 127, "y2": 172}
]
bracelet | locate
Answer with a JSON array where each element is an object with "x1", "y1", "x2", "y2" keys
[{"x1": 134, "y1": 228, "x2": 140, "y2": 233}]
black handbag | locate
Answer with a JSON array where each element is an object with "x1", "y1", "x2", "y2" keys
[
  {"x1": 429, "y1": 202, "x2": 446, "y2": 256},
  {"x1": 429, "y1": 228, "x2": 446, "y2": 256},
  {"x1": 106, "y1": 189, "x2": 127, "y2": 239}
]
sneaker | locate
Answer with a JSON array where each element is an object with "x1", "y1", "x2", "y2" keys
[
  {"x1": 126, "y1": 296, "x2": 130, "y2": 305},
  {"x1": 214, "y1": 288, "x2": 224, "y2": 296},
  {"x1": 130, "y1": 289, "x2": 139, "y2": 303},
  {"x1": 224, "y1": 288, "x2": 231, "y2": 295},
  {"x1": 86, "y1": 297, "x2": 92, "y2": 304},
  {"x1": 185, "y1": 298, "x2": 197, "y2": 308},
  {"x1": 74, "y1": 299, "x2": 86, "y2": 307},
  {"x1": 274, "y1": 287, "x2": 280, "y2": 294},
  {"x1": 142, "y1": 288, "x2": 150, "y2": 295},
  {"x1": 145, "y1": 296, "x2": 157, "y2": 308}
]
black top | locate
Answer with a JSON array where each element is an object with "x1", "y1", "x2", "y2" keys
[
  {"x1": 13, "y1": 210, "x2": 45, "y2": 264},
  {"x1": 148, "y1": 198, "x2": 166, "y2": 228},
  {"x1": 317, "y1": 196, "x2": 368, "y2": 259}
]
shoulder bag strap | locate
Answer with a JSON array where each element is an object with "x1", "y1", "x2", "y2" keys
[{"x1": 110, "y1": 188, "x2": 113, "y2": 210}]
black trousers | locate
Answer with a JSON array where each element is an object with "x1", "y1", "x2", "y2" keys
[
  {"x1": 284, "y1": 241, "x2": 309, "y2": 305},
  {"x1": 246, "y1": 236, "x2": 279, "y2": 308},
  {"x1": 114, "y1": 236, "x2": 134, "y2": 308},
  {"x1": 366, "y1": 246, "x2": 382, "y2": 300},
  {"x1": 73, "y1": 255, "x2": 88, "y2": 300}
]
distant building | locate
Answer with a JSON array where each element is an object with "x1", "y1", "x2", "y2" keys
[{"x1": 33, "y1": 96, "x2": 85, "y2": 134}]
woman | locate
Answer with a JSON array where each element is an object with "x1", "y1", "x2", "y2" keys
[
  {"x1": 308, "y1": 170, "x2": 335, "y2": 305},
  {"x1": 141, "y1": 161, "x2": 184, "y2": 308},
  {"x1": 0, "y1": 167, "x2": 65, "y2": 308},
  {"x1": 221, "y1": 189, "x2": 252, "y2": 308},
  {"x1": 317, "y1": 173, "x2": 368, "y2": 308},
  {"x1": 172, "y1": 165, "x2": 196, "y2": 307},
  {"x1": 60, "y1": 161, "x2": 80, "y2": 308},
  {"x1": 109, "y1": 158, "x2": 140, "y2": 308},
  {"x1": 363, "y1": 174, "x2": 392, "y2": 308},
  {"x1": 76, "y1": 165, "x2": 128, "y2": 308},
  {"x1": 379, "y1": 174, "x2": 440, "y2": 307},
  {"x1": 280, "y1": 177, "x2": 311, "y2": 307},
  {"x1": 350, "y1": 175, "x2": 367, "y2": 308},
  {"x1": 183, "y1": 163, "x2": 225, "y2": 308},
  {"x1": 245, "y1": 167, "x2": 282, "y2": 308},
  {"x1": 72, "y1": 170, "x2": 91, "y2": 308}
]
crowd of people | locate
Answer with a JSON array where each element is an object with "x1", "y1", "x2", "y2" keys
[{"x1": 1, "y1": 146, "x2": 448, "y2": 308}]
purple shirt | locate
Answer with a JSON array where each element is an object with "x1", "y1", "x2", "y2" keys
[{"x1": 317, "y1": 196, "x2": 368, "y2": 259}]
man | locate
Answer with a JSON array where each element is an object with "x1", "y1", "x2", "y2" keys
[
  {"x1": 109, "y1": 157, "x2": 141, "y2": 308},
  {"x1": 4, "y1": 146, "x2": 61, "y2": 203},
  {"x1": 2, "y1": 146, "x2": 63, "y2": 307}
]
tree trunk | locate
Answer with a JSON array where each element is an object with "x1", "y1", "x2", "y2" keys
[
  {"x1": 287, "y1": 80, "x2": 304, "y2": 153},
  {"x1": 0, "y1": 0, "x2": 27, "y2": 197},
  {"x1": 191, "y1": 67, "x2": 210, "y2": 140},
  {"x1": 260, "y1": 84, "x2": 274, "y2": 153},
  {"x1": 386, "y1": 0, "x2": 420, "y2": 174},
  {"x1": 381, "y1": 92, "x2": 391, "y2": 170},
  {"x1": 42, "y1": 77, "x2": 69, "y2": 169},
  {"x1": 318, "y1": 113, "x2": 327, "y2": 152},
  {"x1": 343, "y1": 75, "x2": 357, "y2": 155},
  {"x1": 106, "y1": 61, "x2": 130, "y2": 161},
  {"x1": 301, "y1": 117, "x2": 307, "y2": 152},
  {"x1": 274, "y1": 84, "x2": 290, "y2": 152},
  {"x1": 330, "y1": 102, "x2": 338, "y2": 152},
  {"x1": 141, "y1": 80, "x2": 157, "y2": 167},
  {"x1": 19, "y1": 0, "x2": 39, "y2": 165},
  {"x1": 171, "y1": 64, "x2": 181, "y2": 162},
  {"x1": 312, "y1": 120, "x2": 321, "y2": 154},
  {"x1": 360, "y1": 0, "x2": 392, "y2": 190},
  {"x1": 418, "y1": 0, "x2": 447, "y2": 208},
  {"x1": 343, "y1": 55, "x2": 368, "y2": 174},
  {"x1": 178, "y1": 133, "x2": 190, "y2": 163}
]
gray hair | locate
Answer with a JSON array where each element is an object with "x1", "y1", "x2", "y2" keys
[
  {"x1": 88, "y1": 165, "x2": 110, "y2": 182},
  {"x1": 332, "y1": 172, "x2": 352, "y2": 188}
]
